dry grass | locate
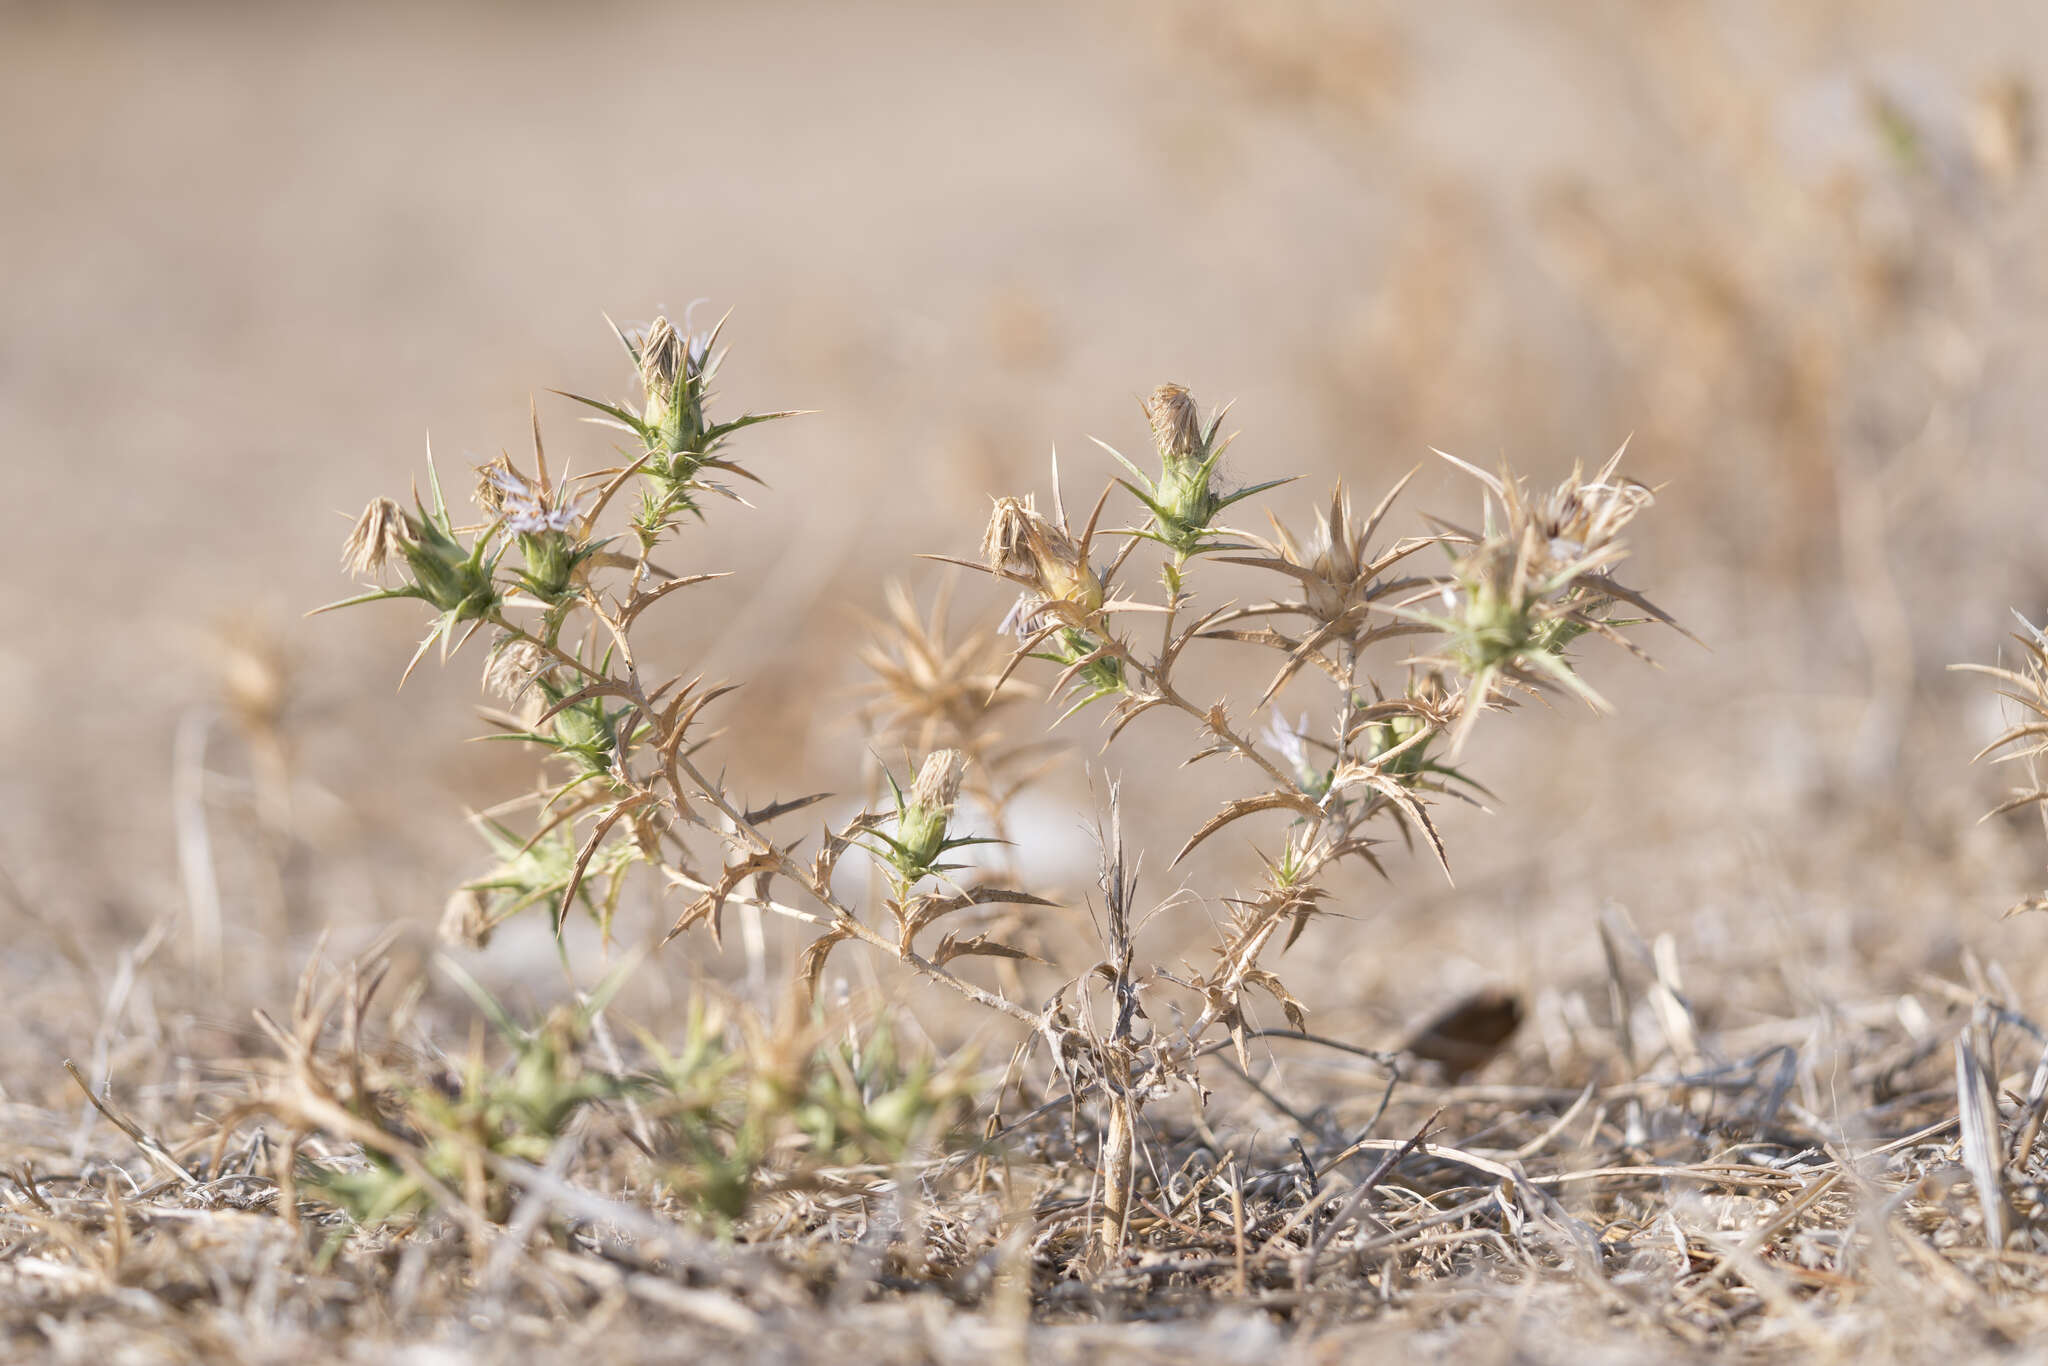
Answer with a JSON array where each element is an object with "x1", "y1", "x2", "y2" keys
[{"x1": 12, "y1": 915, "x2": 2048, "y2": 1364}]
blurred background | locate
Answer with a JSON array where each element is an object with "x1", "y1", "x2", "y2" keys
[{"x1": 5, "y1": 0, "x2": 2048, "y2": 1084}]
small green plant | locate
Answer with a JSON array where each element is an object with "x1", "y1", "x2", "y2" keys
[
  {"x1": 639, "y1": 999, "x2": 977, "y2": 1223},
  {"x1": 256, "y1": 943, "x2": 974, "y2": 1235}
]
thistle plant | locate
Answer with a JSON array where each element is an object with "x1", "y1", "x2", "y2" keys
[
  {"x1": 323, "y1": 307, "x2": 1678, "y2": 1263},
  {"x1": 936, "y1": 398, "x2": 1676, "y2": 1258},
  {"x1": 1957, "y1": 613, "x2": 2048, "y2": 915}
]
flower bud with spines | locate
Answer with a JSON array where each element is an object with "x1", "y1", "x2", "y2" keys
[
  {"x1": 557, "y1": 310, "x2": 797, "y2": 549},
  {"x1": 1102, "y1": 383, "x2": 1291, "y2": 567},
  {"x1": 870, "y1": 750, "x2": 1000, "y2": 893},
  {"x1": 321, "y1": 462, "x2": 505, "y2": 677}
]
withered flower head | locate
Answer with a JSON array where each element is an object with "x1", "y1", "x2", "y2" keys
[
  {"x1": 440, "y1": 887, "x2": 492, "y2": 949},
  {"x1": 473, "y1": 455, "x2": 513, "y2": 515},
  {"x1": 859, "y1": 581, "x2": 1018, "y2": 756},
  {"x1": 980, "y1": 495, "x2": 1102, "y2": 612},
  {"x1": 342, "y1": 497, "x2": 414, "y2": 577},
  {"x1": 483, "y1": 636, "x2": 552, "y2": 706},
  {"x1": 1144, "y1": 382, "x2": 1202, "y2": 465},
  {"x1": 640, "y1": 315, "x2": 684, "y2": 394},
  {"x1": 1533, "y1": 462, "x2": 1654, "y2": 567},
  {"x1": 909, "y1": 747, "x2": 966, "y2": 816},
  {"x1": 1273, "y1": 484, "x2": 1373, "y2": 624}
]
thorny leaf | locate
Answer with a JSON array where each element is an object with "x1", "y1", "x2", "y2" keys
[
  {"x1": 558, "y1": 797, "x2": 648, "y2": 942},
  {"x1": 798, "y1": 926, "x2": 856, "y2": 1003},
  {"x1": 898, "y1": 886, "x2": 1059, "y2": 953},
  {"x1": 812, "y1": 811, "x2": 884, "y2": 888},
  {"x1": 665, "y1": 848, "x2": 781, "y2": 946},
  {"x1": 1174, "y1": 791, "x2": 1321, "y2": 867},
  {"x1": 744, "y1": 791, "x2": 832, "y2": 825},
  {"x1": 933, "y1": 932, "x2": 1040, "y2": 968},
  {"x1": 616, "y1": 571, "x2": 730, "y2": 629},
  {"x1": 1329, "y1": 764, "x2": 1451, "y2": 879},
  {"x1": 1243, "y1": 969, "x2": 1308, "y2": 1032}
]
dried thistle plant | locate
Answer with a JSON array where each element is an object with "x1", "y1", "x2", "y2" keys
[
  {"x1": 933, "y1": 387, "x2": 1678, "y2": 1259},
  {"x1": 323, "y1": 314, "x2": 1679, "y2": 1264},
  {"x1": 323, "y1": 310, "x2": 1054, "y2": 1039},
  {"x1": 1956, "y1": 613, "x2": 2048, "y2": 915}
]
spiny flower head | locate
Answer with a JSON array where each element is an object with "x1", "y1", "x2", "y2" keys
[
  {"x1": 1104, "y1": 383, "x2": 1288, "y2": 563},
  {"x1": 474, "y1": 452, "x2": 604, "y2": 605},
  {"x1": 1145, "y1": 383, "x2": 1202, "y2": 467},
  {"x1": 1530, "y1": 461, "x2": 1655, "y2": 574},
  {"x1": 873, "y1": 749, "x2": 993, "y2": 889},
  {"x1": 638, "y1": 313, "x2": 715, "y2": 445},
  {"x1": 557, "y1": 310, "x2": 792, "y2": 550},
  {"x1": 858, "y1": 580, "x2": 1021, "y2": 757},
  {"x1": 1443, "y1": 446, "x2": 1655, "y2": 595},
  {"x1": 481, "y1": 461, "x2": 594, "y2": 537},
  {"x1": 1416, "y1": 447, "x2": 1677, "y2": 755},
  {"x1": 365, "y1": 491, "x2": 499, "y2": 621},
  {"x1": 1240, "y1": 477, "x2": 1435, "y2": 635},
  {"x1": 897, "y1": 748, "x2": 965, "y2": 874}
]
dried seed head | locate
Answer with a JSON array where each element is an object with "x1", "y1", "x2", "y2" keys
[
  {"x1": 910, "y1": 748, "x2": 966, "y2": 815},
  {"x1": 980, "y1": 496, "x2": 1041, "y2": 578},
  {"x1": 1534, "y1": 467, "x2": 1653, "y2": 566},
  {"x1": 859, "y1": 581, "x2": 1019, "y2": 756},
  {"x1": 1286, "y1": 486, "x2": 1371, "y2": 623},
  {"x1": 440, "y1": 886, "x2": 492, "y2": 948},
  {"x1": 1145, "y1": 383, "x2": 1202, "y2": 465},
  {"x1": 473, "y1": 455, "x2": 513, "y2": 515},
  {"x1": 640, "y1": 315, "x2": 684, "y2": 394},
  {"x1": 342, "y1": 497, "x2": 413, "y2": 577},
  {"x1": 483, "y1": 636, "x2": 552, "y2": 705},
  {"x1": 980, "y1": 496, "x2": 1102, "y2": 611},
  {"x1": 1251, "y1": 481, "x2": 1412, "y2": 636}
]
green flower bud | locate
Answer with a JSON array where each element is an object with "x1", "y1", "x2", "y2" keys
[
  {"x1": 896, "y1": 748, "x2": 965, "y2": 873},
  {"x1": 1145, "y1": 384, "x2": 1222, "y2": 551},
  {"x1": 397, "y1": 505, "x2": 500, "y2": 621}
]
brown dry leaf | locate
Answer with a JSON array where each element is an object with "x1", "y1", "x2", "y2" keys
[
  {"x1": 1173, "y1": 791, "x2": 1321, "y2": 866},
  {"x1": 798, "y1": 926, "x2": 856, "y2": 1002},
  {"x1": 812, "y1": 811, "x2": 883, "y2": 887},
  {"x1": 932, "y1": 932, "x2": 1040, "y2": 967},
  {"x1": 1243, "y1": 969, "x2": 1308, "y2": 1032},
  {"x1": 900, "y1": 886, "x2": 1060, "y2": 950},
  {"x1": 664, "y1": 848, "x2": 781, "y2": 946}
]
